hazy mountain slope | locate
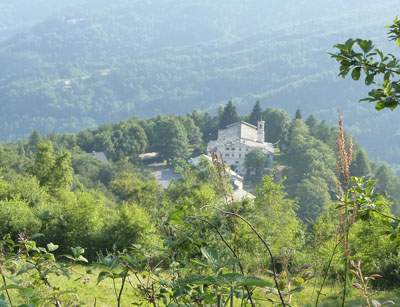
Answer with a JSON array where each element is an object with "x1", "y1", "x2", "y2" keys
[
  {"x1": 0, "y1": 0, "x2": 399, "y2": 164},
  {"x1": 0, "y1": 0, "x2": 84, "y2": 42}
]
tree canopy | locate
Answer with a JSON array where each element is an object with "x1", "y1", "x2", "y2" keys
[{"x1": 219, "y1": 101, "x2": 240, "y2": 129}]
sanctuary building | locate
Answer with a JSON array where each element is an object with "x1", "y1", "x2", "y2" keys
[{"x1": 207, "y1": 121, "x2": 274, "y2": 175}]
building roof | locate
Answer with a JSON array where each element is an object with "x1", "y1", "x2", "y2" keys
[
  {"x1": 151, "y1": 167, "x2": 181, "y2": 189},
  {"x1": 139, "y1": 152, "x2": 160, "y2": 160},
  {"x1": 87, "y1": 151, "x2": 109, "y2": 163},
  {"x1": 231, "y1": 189, "x2": 256, "y2": 202},
  {"x1": 208, "y1": 121, "x2": 274, "y2": 155},
  {"x1": 218, "y1": 121, "x2": 258, "y2": 143}
]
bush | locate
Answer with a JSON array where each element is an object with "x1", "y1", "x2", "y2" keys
[{"x1": 0, "y1": 199, "x2": 41, "y2": 237}]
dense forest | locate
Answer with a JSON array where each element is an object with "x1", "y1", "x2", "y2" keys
[
  {"x1": 1, "y1": 102, "x2": 400, "y2": 305},
  {"x1": 0, "y1": 0, "x2": 400, "y2": 170}
]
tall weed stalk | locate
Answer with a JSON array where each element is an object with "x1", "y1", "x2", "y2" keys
[{"x1": 336, "y1": 111, "x2": 354, "y2": 307}]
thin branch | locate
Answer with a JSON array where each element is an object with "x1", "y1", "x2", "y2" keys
[
  {"x1": 1, "y1": 270, "x2": 13, "y2": 307},
  {"x1": 117, "y1": 271, "x2": 128, "y2": 307},
  {"x1": 315, "y1": 240, "x2": 342, "y2": 307},
  {"x1": 202, "y1": 205, "x2": 286, "y2": 307},
  {"x1": 188, "y1": 215, "x2": 255, "y2": 307},
  {"x1": 372, "y1": 209, "x2": 400, "y2": 222}
]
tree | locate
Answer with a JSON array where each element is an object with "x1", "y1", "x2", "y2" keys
[
  {"x1": 27, "y1": 130, "x2": 41, "y2": 152},
  {"x1": 112, "y1": 121, "x2": 148, "y2": 157},
  {"x1": 152, "y1": 116, "x2": 189, "y2": 161},
  {"x1": 374, "y1": 164, "x2": 392, "y2": 194},
  {"x1": 219, "y1": 100, "x2": 240, "y2": 129},
  {"x1": 295, "y1": 107, "x2": 302, "y2": 119},
  {"x1": 93, "y1": 132, "x2": 115, "y2": 158},
  {"x1": 296, "y1": 175, "x2": 331, "y2": 222},
  {"x1": 112, "y1": 202, "x2": 157, "y2": 250},
  {"x1": 244, "y1": 149, "x2": 268, "y2": 176},
  {"x1": 254, "y1": 175, "x2": 303, "y2": 253},
  {"x1": 262, "y1": 108, "x2": 290, "y2": 148},
  {"x1": 110, "y1": 171, "x2": 162, "y2": 212},
  {"x1": 330, "y1": 17, "x2": 400, "y2": 111},
  {"x1": 28, "y1": 141, "x2": 73, "y2": 193},
  {"x1": 248, "y1": 100, "x2": 263, "y2": 126},
  {"x1": 305, "y1": 114, "x2": 318, "y2": 134},
  {"x1": 350, "y1": 148, "x2": 372, "y2": 177},
  {"x1": 179, "y1": 116, "x2": 203, "y2": 148},
  {"x1": 189, "y1": 110, "x2": 219, "y2": 143}
]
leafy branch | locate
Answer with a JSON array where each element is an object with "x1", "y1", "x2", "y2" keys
[{"x1": 330, "y1": 17, "x2": 400, "y2": 111}]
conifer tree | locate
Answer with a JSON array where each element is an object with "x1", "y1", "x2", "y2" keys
[
  {"x1": 218, "y1": 100, "x2": 240, "y2": 129},
  {"x1": 248, "y1": 100, "x2": 263, "y2": 126},
  {"x1": 305, "y1": 114, "x2": 318, "y2": 132},
  {"x1": 295, "y1": 107, "x2": 302, "y2": 119},
  {"x1": 350, "y1": 149, "x2": 372, "y2": 177}
]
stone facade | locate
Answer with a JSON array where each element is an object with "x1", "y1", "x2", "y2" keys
[{"x1": 207, "y1": 121, "x2": 274, "y2": 175}]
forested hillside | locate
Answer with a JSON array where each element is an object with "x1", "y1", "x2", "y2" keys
[
  {"x1": 0, "y1": 0, "x2": 399, "y2": 168},
  {"x1": 1, "y1": 104, "x2": 400, "y2": 305}
]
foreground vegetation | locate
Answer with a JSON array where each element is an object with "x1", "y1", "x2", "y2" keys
[{"x1": 1, "y1": 102, "x2": 400, "y2": 306}]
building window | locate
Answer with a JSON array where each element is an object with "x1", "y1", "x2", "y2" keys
[
  {"x1": 235, "y1": 161, "x2": 239, "y2": 164},
  {"x1": 232, "y1": 154, "x2": 234, "y2": 157},
  {"x1": 239, "y1": 148, "x2": 241, "y2": 151},
  {"x1": 225, "y1": 147, "x2": 229, "y2": 150},
  {"x1": 231, "y1": 148, "x2": 235, "y2": 151},
  {"x1": 239, "y1": 154, "x2": 241, "y2": 158},
  {"x1": 225, "y1": 154, "x2": 229, "y2": 157},
  {"x1": 246, "y1": 148, "x2": 248, "y2": 151}
]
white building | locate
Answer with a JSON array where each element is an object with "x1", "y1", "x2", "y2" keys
[{"x1": 207, "y1": 121, "x2": 274, "y2": 175}]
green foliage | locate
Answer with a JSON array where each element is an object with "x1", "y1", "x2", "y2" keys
[
  {"x1": 28, "y1": 141, "x2": 73, "y2": 193},
  {"x1": 330, "y1": 17, "x2": 400, "y2": 111},
  {"x1": 254, "y1": 175, "x2": 304, "y2": 255},
  {"x1": 295, "y1": 107, "x2": 302, "y2": 119},
  {"x1": 262, "y1": 108, "x2": 291, "y2": 149},
  {"x1": 112, "y1": 202, "x2": 158, "y2": 250},
  {"x1": 179, "y1": 115, "x2": 203, "y2": 148},
  {"x1": 110, "y1": 171, "x2": 162, "y2": 211},
  {"x1": 244, "y1": 148, "x2": 269, "y2": 176},
  {"x1": 218, "y1": 101, "x2": 240, "y2": 129},
  {"x1": 0, "y1": 199, "x2": 41, "y2": 237},
  {"x1": 0, "y1": 234, "x2": 86, "y2": 307},
  {"x1": 151, "y1": 116, "x2": 190, "y2": 161},
  {"x1": 248, "y1": 100, "x2": 263, "y2": 126},
  {"x1": 351, "y1": 148, "x2": 372, "y2": 177},
  {"x1": 1, "y1": 100, "x2": 400, "y2": 305},
  {"x1": 305, "y1": 114, "x2": 318, "y2": 133},
  {"x1": 296, "y1": 175, "x2": 331, "y2": 222}
]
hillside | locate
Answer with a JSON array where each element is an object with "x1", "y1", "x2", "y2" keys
[
  {"x1": 0, "y1": 0, "x2": 399, "y2": 166},
  {"x1": 1, "y1": 104, "x2": 400, "y2": 305}
]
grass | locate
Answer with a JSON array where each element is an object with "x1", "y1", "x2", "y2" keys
[
  {"x1": 49, "y1": 265, "x2": 139, "y2": 306},
  {"x1": 46, "y1": 265, "x2": 400, "y2": 306},
  {"x1": 5, "y1": 263, "x2": 398, "y2": 306}
]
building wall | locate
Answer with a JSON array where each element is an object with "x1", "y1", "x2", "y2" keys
[
  {"x1": 217, "y1": 144, "x2": 250, "y2": 175},
  {"x1": 208, "y1": 122, "x2": 273, "y2": 176}
]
